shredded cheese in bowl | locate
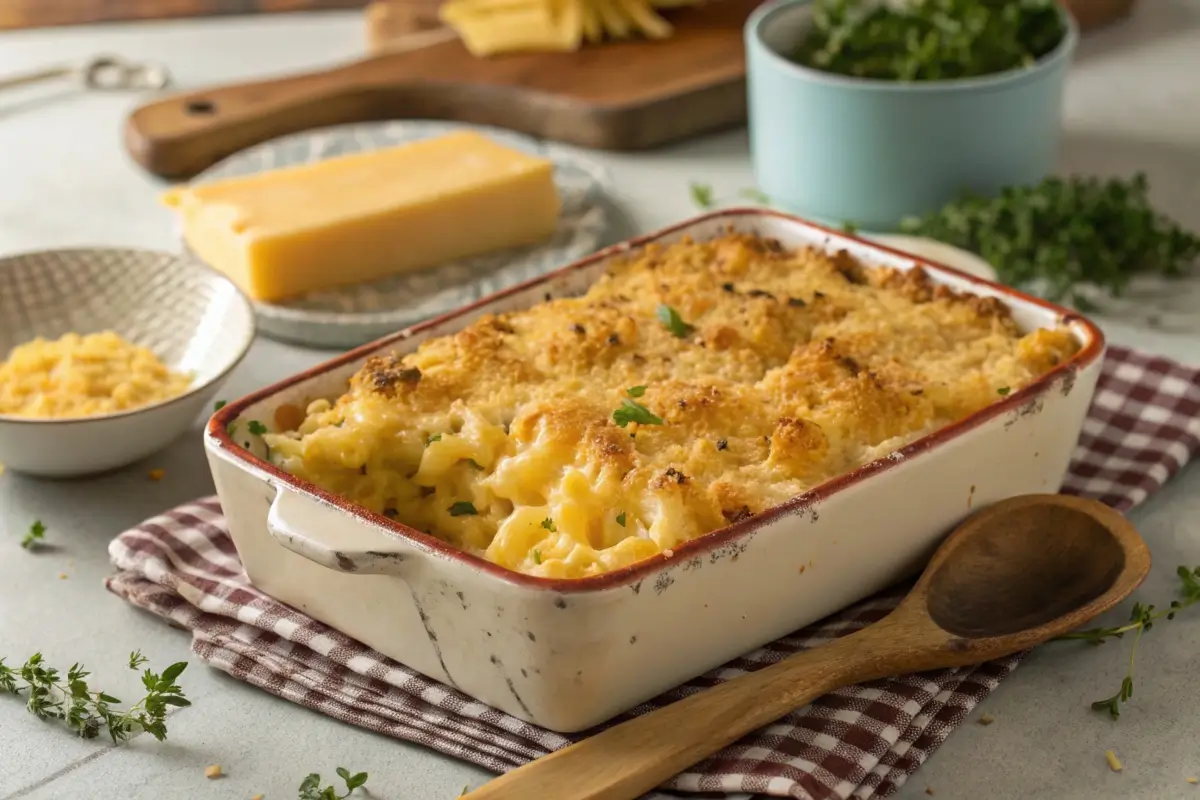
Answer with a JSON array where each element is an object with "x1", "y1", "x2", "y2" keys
[{"x1": 0, "y1": 331, "x2": 193, "y2": 419}]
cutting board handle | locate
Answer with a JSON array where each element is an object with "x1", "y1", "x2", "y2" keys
[{"x1": 125, "y1": 57, "x2": 425, "y2": 180}]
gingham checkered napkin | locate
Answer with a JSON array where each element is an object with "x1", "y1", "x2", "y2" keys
[{"x1": 106, "y1": 345, "x2": 1200, "y2": 800}]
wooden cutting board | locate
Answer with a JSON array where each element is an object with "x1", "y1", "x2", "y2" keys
[{"x1": 124, "y1": 0, "x2": 760, "y2": 179}]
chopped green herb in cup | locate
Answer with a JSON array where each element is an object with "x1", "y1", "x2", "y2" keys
[{"x1": 792, "y1": 0, "x2": 1067, "y2": 82}]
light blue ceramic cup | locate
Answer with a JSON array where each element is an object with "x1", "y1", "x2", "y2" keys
[{"x1": 745, "y1": 0, "x2": 1079, "y2": 231}]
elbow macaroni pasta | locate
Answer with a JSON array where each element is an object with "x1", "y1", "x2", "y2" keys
[{"x1": 265, "y1": 232, "x2": 1080, "y2": 579}]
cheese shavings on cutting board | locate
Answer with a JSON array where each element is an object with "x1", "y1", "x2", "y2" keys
[{"x1": 439, "y1": 0, "x2": 706, "y2": 56}]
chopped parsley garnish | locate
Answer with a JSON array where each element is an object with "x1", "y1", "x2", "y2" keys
[
  {"x1": 212, "y1": 400, "x2": 226, "y2": 411},
  {"x1": 689, "y1": 182, "x2": 715, "y2": 209},
  {"x1": 627, "y1": 385, "x2": 647, "y2": 397},
  {"x1": 246, "y1": 420, "x2": 268, "y2": 436},
  {"x1": 997, "y1": 387, "x2": 1011, "y2": 396},
  {"x1": 616, "y1": 512, "x2": 627, "y2": 527},
  {"x1": 20, "y1": 520, "x2": 46, "y2": 550},
  {"x1": 533, "y1": 550, "x2": 543, "y2": 564},
  {"x1": 656, "y1": 304, "x2": 694, "y2": 338},
  {"x1": 448, "y1": 501, "x2": 477, "y2": 517},
  {"x1": 427, "y1": 433, "x2": 442, "y2": 444},
  {"x1": 541, "y1": 517, "x2": 556, "y2": 532},
  {"x1": 612, "y1": 398, "x2": 664, "y2": 428}
]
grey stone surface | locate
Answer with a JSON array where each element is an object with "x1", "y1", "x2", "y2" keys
[{"x1": 1, "y1": 4, "x2": 1199, "y2": 799}]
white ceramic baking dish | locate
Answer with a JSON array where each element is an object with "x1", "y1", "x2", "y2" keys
[{"x1": 205, "y1": 209, "x2": 1105, "y2": 733}]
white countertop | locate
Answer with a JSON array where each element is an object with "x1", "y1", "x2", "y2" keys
[{"x1": 1, "y1": 4, "x2": 1199, "y2": 799}]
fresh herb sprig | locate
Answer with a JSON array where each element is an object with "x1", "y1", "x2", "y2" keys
[
  {"x1": 613, "y1": 386, "x2": 664, "y2": 428},
  {"x1": 1055, "y1": 565, "x2": 1200, "y2": 719},
  {"x1": 613, "y1": 399, "x2": 663, "y2": 428},
  {"x1": 448, "y1": 501, "x2": 478, "y2": 516},
  {"x1": 656, "y1": 304, "x2": 694, "y2": 338},
  {"x1": 900, "y1": 173, "x2": 1200, "y2": 306},
  {"x1": 0, "y1": 650, "x2": 189, "y2": 741},
  {"x1": 298, "y1": 767, "x2": 369, "y2": 800},
  {"x1": 20, "y1": 520, "x2": 46, "y2": 550},
  {"x1": 793, "y1": 0, "x2": 1066, "y2": 82}
]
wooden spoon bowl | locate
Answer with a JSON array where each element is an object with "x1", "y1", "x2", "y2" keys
[
  {"x1": 925, "y1": 497, "x2": 1129, "y2": 639},
  {"x1": 465, "y1": 494, "x2": 1151, "y2": 800}
]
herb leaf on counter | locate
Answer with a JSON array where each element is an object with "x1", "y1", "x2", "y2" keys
[
  {"x1": 0, "y1": 651, "x2": 189, "y2": 741},
  {"x1": 793, "y1": 0, "x2": 1067, "y2": 82},
  {"x1": 299, "y1": 767, "x2": 369, "y2": 799},
  {"x1": 20, "y1": 519, "x2": 46, "y2": 550},
  {"x1": 739, "y1": 187, "x2": 771, "y2": 204},
  {"x1": 900, "y1": 173, "x2": 1200, "y2": 305},
  {"x1": 690, "y1": 182, "x2": 715, "y2": 209},
  {"x1": 1055, "y1": 565, "x2": 1200, "y2": 719}
]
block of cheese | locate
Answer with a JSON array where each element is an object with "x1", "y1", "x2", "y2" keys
[{"x1": 160, "y1": 131, "x2": 561, "y2": 303}]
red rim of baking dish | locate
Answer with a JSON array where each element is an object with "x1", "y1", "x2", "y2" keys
[{"x1": 208, "y1": 207, "x2": 1107, "y2": 595}]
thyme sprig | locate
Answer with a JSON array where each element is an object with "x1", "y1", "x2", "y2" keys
[
  {"x1": 0, "y1": 650, "x2": 189, "y2": 741},
  {"x1": 900, "y1": 173, "x2": 1200, "y2": 306},
  {"x1": 1055, "y1": 565, "x2": 1200, "y2": 719}
]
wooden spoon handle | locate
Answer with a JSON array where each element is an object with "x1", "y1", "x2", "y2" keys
[{"x1": 465, "y1": 623, "x2": 924, "y2": 800}]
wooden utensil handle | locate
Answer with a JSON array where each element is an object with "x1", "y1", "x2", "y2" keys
[
  {"x1": 124, "y1": 58, "x2": 406, "y2": 179},
  {"x1": 465, "y1": 623, "x2": 919, "y2": 800}
]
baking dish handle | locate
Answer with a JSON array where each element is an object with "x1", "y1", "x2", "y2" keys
[{"x1": 266, "y1": 486, "x2": 417, "y2": 577}]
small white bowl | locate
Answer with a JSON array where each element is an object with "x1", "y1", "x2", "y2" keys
[{"x1": 0, "y1": 248, "x2": 255, "y2": 477}]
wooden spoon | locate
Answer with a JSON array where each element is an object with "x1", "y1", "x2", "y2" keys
[{"x1": 464, "y1": 493, "x2": 1151, "y2": 800}]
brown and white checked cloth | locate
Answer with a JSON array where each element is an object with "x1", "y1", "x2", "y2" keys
[{"x1": 106, "y1": 345, "x2": 1200, "y2": 800}]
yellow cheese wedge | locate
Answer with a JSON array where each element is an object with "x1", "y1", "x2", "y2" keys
[{"x1": 161, "y1": 131, "x2": 561, "y2": 303}]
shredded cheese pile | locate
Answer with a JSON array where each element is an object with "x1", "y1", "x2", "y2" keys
[
  {"x1": 0, "y1": 331, "x2": 192, "y2": 419},
  {"x1": 439, "y1": 0, "x2": 705, "y2": 56}
]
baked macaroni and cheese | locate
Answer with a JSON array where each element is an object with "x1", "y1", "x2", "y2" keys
[
  {"x1": 264, "y1": 232, "x2": 1080, "y2": 579},
  {"x1": 0, "y1": 331, "x2": 192, "y2": 419}
]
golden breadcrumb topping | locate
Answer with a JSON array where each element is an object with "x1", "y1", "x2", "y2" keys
[{"x1": 265, "y1": 232, "x2": 1080, "y2": 578}]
